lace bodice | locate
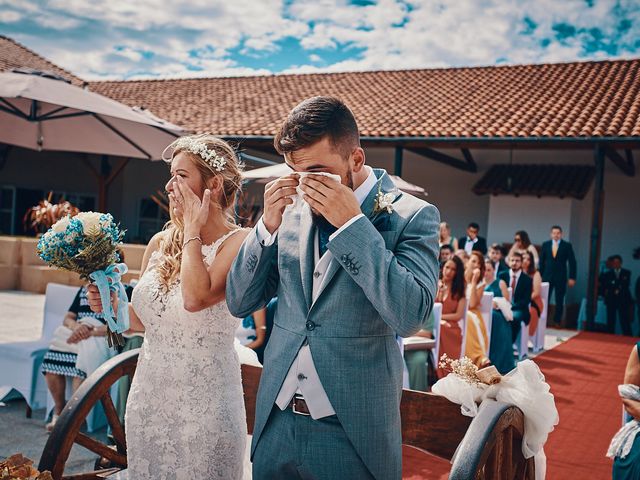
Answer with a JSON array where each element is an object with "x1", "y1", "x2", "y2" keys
[{"x1": 124, "y1": 229, "x2": 248, "y2": 480}]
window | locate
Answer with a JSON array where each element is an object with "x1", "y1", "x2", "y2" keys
[
  {"x1": 12, "y1": 188, "x2": 96, "y2": 236},
  {"x1": 0, "y1": 186, "x2": 16, "y2": 235},
  {"x1": 138, "y1": 198, "x2": 169, "y2": 243}
]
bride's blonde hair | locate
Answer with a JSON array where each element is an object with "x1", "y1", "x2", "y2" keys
[{"x1": 157, "y1": 134, "x2": 243, "y2": 291}]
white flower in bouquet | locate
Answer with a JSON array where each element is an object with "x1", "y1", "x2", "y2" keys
[
  {"x1": 51, "y1": 215, "x2": 71, "y2": 233},
  {"x1": 75, "y1": 211, "x2": 107, "y2": 234}
]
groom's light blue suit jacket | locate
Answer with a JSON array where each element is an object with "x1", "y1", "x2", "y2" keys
[{"x1": 226, "y1": 169, "x2": 440, "y2": 480}]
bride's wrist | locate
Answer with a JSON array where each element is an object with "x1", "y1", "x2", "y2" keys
[{"x1": 183, "y1": 227, "x2": 200, "y2": 240}]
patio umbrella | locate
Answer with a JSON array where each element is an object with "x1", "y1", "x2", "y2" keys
[
  {"x1": 0, "y1": 69, "x2": 184, "y2": 159},
  {"x1": 243, "y1": 162, "x2": 428, "y2": 197}
]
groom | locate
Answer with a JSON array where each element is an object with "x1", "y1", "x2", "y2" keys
[{"x1": 227, "y1": 96, "x2": 440, "y2": 480}]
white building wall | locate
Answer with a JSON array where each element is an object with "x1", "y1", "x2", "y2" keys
[{"x1": 2, "y1": 144, "x2": 639, "y2": 316}]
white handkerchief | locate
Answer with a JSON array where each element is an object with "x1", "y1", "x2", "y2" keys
[{"x1": 286, "y1": 172, "x2": 342, "y2": 211}]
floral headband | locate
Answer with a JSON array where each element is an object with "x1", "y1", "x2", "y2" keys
[{"x1": 166, "y1": 137, "x2": 227, "y2": 172}]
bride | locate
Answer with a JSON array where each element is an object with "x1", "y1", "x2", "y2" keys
[{"x1": 87, "y1": 134, "x2": 250, "y2": 479}]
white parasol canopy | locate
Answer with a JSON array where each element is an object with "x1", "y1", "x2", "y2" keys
[
  {"x1": 243, "y1": 162, "x2": 427, "y2": 196},
  {"x1": 0, "y1": 70, "x2": 184, "y2": 159}
]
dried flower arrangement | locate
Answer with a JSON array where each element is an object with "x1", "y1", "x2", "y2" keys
[
  {"x1": 439, "y1": 354, "x2": 502, "y2": 386},
  {"x1": 0, "y1": 454, "x2": 52, "y2": 480},
  {"x1": 23, "y1": 192, "x2": 79, "y2": 235}
]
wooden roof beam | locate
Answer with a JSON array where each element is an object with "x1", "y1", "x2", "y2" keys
[
  {"x1": 407, "y1": 146, "x2": 477, "y2": 173},
  {"x1": 605, "y1": 147, "x2": 635, "y2": 176}
]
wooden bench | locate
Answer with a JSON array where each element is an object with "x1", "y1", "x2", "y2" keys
[{"x1": 39, "y1": 349, "x2": 534, "y2": 479}]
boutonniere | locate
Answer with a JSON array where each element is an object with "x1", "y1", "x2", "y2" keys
[{"x1": 373, "y1": 183, "x2": 395, "y2": 215}]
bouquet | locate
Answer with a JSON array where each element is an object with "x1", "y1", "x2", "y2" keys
[{"x1": 37, "y1": 211, "x2": 129, "y2": 348}]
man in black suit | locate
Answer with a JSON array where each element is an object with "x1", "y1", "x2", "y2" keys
[
  {"x1": 439, "y1": 244, "x2": 454, "y2": 268},
  {"x1": 500, "y1": 251, "x2": 533, "y2": 343},
  {"x1": 459, "y1": 222, "x2": 487, "y2": 255},
  {"x1": 489, "y1": 243, "x2": 509, "y2": 280},
  {"x1": 539, "y1": 225, "x2": 577, "y2": 325},
  {"x1": 599, "y1": 255, "x2": 633, "y2": 336}
]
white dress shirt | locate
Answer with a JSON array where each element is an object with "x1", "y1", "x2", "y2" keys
[
  {"x1": 256, "y1": 167, "x2": 378, "y2": 419},
  {"x1": 464, "y1": 236, "x2": 477, "y2": 255}
]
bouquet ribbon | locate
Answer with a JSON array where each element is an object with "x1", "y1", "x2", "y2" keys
[{"x1": 89, "y1": 263, "x2": 130, "y2": 334}]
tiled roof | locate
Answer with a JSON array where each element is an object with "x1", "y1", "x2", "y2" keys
[
  {"x1": 0, "y1": 35, "x2": 84, "y2": 86},
  {"x1": 90, "y1": 59, "x2": 640, "y2": 140},
  {"x1": 472, "y1": 164, "x2": 596, "y2": 199},
  {"x1": 1, "y1": 35, "x2": 639, "y2": 140}
]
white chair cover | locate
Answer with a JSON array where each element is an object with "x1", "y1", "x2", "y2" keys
[
  {"x1": 533, "y1": 282, "x2": 550, "y2": 353},
  {"x1": 430, "y1": 302, "x2": 443, "y2": 367},
  {"x1": 460, "y1": 302, "x2": 469, "y2": 358},
  {"x1": 0, "y1": 283, "x2": 77, "y2": 409}
]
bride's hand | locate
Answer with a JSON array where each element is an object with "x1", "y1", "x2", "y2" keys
[
  {"x1": 87, "y1": 284, "x2": 118, "y2": 314},
  {"x1": 172, "y1": 176, "x2": 211, "y2": 236}
]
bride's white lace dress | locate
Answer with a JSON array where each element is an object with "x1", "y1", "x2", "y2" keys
[{"x1": 125, "y1": 230, "x2": 247, "y2": 479}]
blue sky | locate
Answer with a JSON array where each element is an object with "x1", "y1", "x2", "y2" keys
[{"x1": 1, "y1": 0, "x2": 638, "y2": 80}]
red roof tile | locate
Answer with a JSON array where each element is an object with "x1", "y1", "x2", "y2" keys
[
  {"x1": 89, "y1": 60, "x2": 640, "y2": 140},
  {"x1": 0, "y1": 35, "x2": 84, "y2": 86}
]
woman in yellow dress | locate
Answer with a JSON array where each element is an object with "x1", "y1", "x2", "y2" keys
[{"x1": 464, "y1": 251, "x2": 491, "y2": 368}]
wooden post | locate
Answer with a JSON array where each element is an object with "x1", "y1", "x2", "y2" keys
[
  {"x1": 98, "y1": 156, "x2": 111, "y2": 212},
  {"x1": 82, "y1": 155, "x2": 130, "y2": 213},
  {"x1": 394, "y1": 146, "x2": 403, "y2": 176},
  {"x1": 586, "y1": 144, "x2": 605, "y2": 331}
]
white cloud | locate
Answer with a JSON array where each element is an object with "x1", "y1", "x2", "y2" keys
[
  {"x1": 2, "y1": 0, "x2": 638, "y2": 80},
  {"x1": 0, "y1": 10, "x2": 21, "y2": 22}
]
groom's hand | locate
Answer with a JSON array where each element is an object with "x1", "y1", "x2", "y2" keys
[
  {"x1": 263, "y1": 174, "x2": 299, "y2": 234},
  {"x1": 300, "y1": 175, "x2": 361, "y2": 228}
]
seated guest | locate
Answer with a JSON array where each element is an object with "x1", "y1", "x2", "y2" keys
[
  {"x1": 439, "y1": 221, "x2": 458, "y2": 251},
  {"x1": 42, "y1": 282, "x2": 134, "y2": 431},
  {"x1": 610, "y1": 342, "x2": 640, "y2": 479},
  {"x1": 459, "y1": 222, "x2": 487, "y2": 255},
  {"x1": 522, "y1": 251, "x2": 543, "y2": 337},
  {"x1": 253, "y1": 296, "x2": 278, "y2": 365},
  {"x1": 499, "y1": 252, "x2": 533, "y2": 343},
  {"x1": 435, "y1": 256, "x2": 467, "y2": 378},
  {"x1": 508, "y1": 230, "x2": 539, "y2": 267},
  {"x1": 464, "y1": 251, "x2": 490, "y2": 368},
  {"x1": 235, "y1": 307, "x2": 267, "y2": 351},
  {"x1": 599, "y1": 254, "x2": 633, "y2": 336},
  {"x1": 484, "y1": 259, "x2": 515, "y2": 374},
  {"x1": 454, "y1": 248, "x2": 470, "y2": 265},
  {"x1": 403, "y1": 309, "x2": 435, "y2": 392},
  {"x1": 489, "y1": 243, "x2": 508, "y2": 280},
  {"x1": 439, "y1": 244, "x2": 454, "y2": 267}
]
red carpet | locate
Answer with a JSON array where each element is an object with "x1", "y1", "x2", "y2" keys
[
  {"x1": 533, "y1": 331, "x2": 637, "y2": 480},
  {"x1": 401, "y1": 331, "x2": 637, "y2": 479}
]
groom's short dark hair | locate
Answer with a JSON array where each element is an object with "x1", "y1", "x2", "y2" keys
[{"x1": 274, "y1": 96, "x2": 360, "y2": 160}]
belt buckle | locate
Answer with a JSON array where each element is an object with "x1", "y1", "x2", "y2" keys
[{"x1": 292, "y1": 395, "x2": 310, "y2": 416}]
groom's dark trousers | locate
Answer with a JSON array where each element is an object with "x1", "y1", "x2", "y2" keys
[{"x1": 252, "y1": 405, "x2": 374, "y2": 480}]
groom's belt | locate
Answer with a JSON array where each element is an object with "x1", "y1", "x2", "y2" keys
[{"x1": 288, "y1": 394, "x2": 311, "y2": 416}]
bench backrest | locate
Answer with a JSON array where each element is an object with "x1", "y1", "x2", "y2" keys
[{"x1": 240, "y1": 364, "x2": 534, "y2": 479}]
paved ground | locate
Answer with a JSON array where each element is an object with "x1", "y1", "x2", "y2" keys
[
  {"x1": 0, "y1": 289, "x2": 578, "y2": 474},
  {"x1": 0, "y1": 290, "x2": 105, "y2": 474}
]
